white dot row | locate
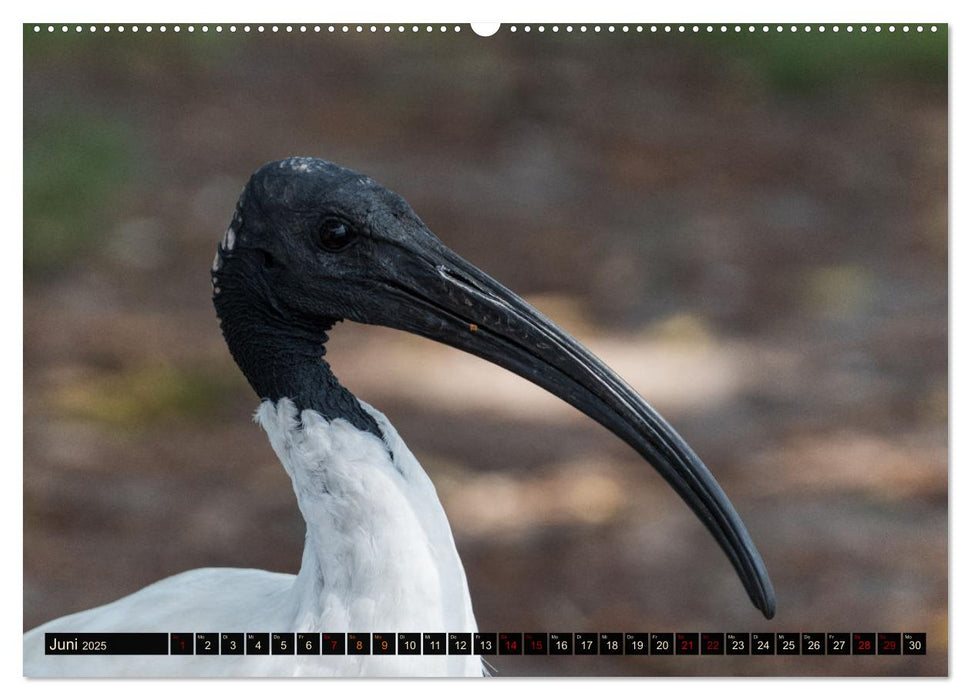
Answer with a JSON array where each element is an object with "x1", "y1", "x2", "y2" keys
[
  {"x1": 32, "y1": 25, "x2": 465, "y2": 34},
  {"x1": 31, "y1": 24, "x2": 940, "y2": 35},
  {"x1": 509, "y1": 24, "x2": 939, "y2": 34}
]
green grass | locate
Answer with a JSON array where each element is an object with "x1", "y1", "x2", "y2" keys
[
  {"x1": 24, "y1": 113, "x2": 134, "y2": 276},
  {"x1": 51, "y1": 363, "x2": 245, "y2": 431},
  {"x1": 709, "y1": 25, "x2": 947, "y2": 93}
]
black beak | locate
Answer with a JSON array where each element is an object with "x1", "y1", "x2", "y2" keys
[{"x1": 369, "y1": 239, "x2": 776, "y2": 619}]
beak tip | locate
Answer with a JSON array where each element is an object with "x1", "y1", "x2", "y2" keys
[{"x1": 755, "y1": 581, "x2": 777, "y2": 619}]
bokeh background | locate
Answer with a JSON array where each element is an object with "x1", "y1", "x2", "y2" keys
[{"x1": 23, "y1": 24, "x2": 947, "y2": 676}]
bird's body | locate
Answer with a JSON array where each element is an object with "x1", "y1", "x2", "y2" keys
[
  {"x1": 25, "y1": 157, "x2": 774, "y2": 677},
  {"x1": 24, "y1": 399, "x2": 480, "y2": 677}
]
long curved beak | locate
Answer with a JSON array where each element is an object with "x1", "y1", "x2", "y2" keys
[{"x1": 371, "y1": 240, "x2": 776, "y2": 619}]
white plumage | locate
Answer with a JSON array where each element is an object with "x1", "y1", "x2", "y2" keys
[{"x1": 24, "y1": 398, "x2": 481, "y2": 677}]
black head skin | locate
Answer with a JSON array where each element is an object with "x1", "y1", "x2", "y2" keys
[
  {"x1": 212, "y1": 157, "x2": 446, "y2": 437},
  {"x1": 212, "y1": 156, "x2": 777, "y2": 619}
]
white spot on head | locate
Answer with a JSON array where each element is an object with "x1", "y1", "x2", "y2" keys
[
  {"x1": 222, "y1": 226, "x2": 236, "y2": 251},
  {"x1": 281, "y1": 157, "x2": 326, "y2": 175},
  {"x1": 212, "y1": 251, "x2": 222, "y2": 272}
]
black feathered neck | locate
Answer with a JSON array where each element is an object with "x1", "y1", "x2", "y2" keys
[{"x1": 213, "y1": 248, "x2": 383, "y2": 441}]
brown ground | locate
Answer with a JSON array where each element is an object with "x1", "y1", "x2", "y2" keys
[{"x1": 24, "y1": 25, "x2": 947, "y2": 676}]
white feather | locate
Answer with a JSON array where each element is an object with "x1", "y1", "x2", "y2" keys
[{"x1": 24, "y1": 399, "x2": 482, "y2": 677}]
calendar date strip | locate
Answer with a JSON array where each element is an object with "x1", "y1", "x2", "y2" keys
[{"x1": 44, "y1": 632, "x2": 926, "y2": 656}]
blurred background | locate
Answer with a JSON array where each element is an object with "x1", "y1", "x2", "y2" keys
[{"x1": 23, "y1": 24, "x2": 947, "y2": 676}]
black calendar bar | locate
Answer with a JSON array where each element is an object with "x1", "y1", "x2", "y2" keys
[
  {"x1": 41, "y1": 632, "x2": 928, "y2": 656},
  {"x1": 44, "y1": 633, "x2": 168, "y2": 655}
]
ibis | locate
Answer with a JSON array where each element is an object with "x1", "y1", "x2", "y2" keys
[{"x1": 24, "y1": 157, "x2": 775, "y2": 677}]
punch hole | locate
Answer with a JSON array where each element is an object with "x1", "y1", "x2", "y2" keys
[{"x1": 471, "y1": 23, "x2": 500, "y2": 37}]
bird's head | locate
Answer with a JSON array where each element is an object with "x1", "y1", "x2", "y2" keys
[
  {"x1": 212, "y1": 156, "x2": 776, "y2": 619},
  {"x1": 212, "y1": 157, "x2": 450, "y2": 330}
]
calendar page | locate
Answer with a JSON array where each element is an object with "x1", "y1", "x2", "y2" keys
[{"x1": 22, "y1": 18, "x2": 947, "y2": 678}]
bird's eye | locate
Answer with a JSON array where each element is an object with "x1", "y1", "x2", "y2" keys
[{"x1": 318, "y1": 217, "x2": 358, "y2": 252}]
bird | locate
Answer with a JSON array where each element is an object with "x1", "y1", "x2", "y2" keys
[{"x1": 24, "y1": 157, "x2": 775, "y2": 677}]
